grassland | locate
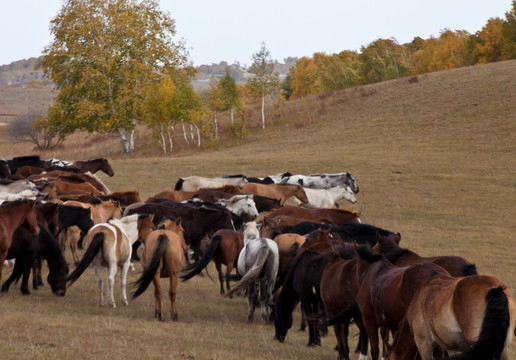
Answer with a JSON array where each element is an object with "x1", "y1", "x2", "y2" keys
[{"x1": 0, "y1": 60, "x2": 515, "y2": 359}]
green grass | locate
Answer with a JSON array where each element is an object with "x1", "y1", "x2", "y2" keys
[{"x1": 1, "y1": 59, "x2": 516, "y2": 359}]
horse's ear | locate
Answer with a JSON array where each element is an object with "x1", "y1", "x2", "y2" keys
[
  {"x1": 256, "y1": 222, "x2": 262, "y2": 231},
  {"x1": 175, "y1": 217, "x2": 182, "y2": 226},
  {"x1": 394, "y1": 233, "x2": 401, "y2": 244},
  {"x1": 371, "y1": 242, "x2": 380, "y2": 254},
  {"x1": 376, "y1": 233, "x2": 384, "y2": 243},
  {"x1": 353, "y1": 242, "x2": 360, "y2": 253}
]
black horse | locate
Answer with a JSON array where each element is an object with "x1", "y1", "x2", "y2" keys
[{"x1": 2, "y1": 222, "x2": 69, "y2": 296}]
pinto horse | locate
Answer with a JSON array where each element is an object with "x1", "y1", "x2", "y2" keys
[
  {"x1": 328, "y1": 244, "x2": 450, "y2": 360},
  {"x1": 0, "y1": 199, "x2": 40, "y2": 285},
  {"x1": 241, "y1": 183, "x2": 308, "y2": 205},
  {"x1": 181, "y1": 229, "x2": 244, "y2": 295},
  {"x1": 377, "y1": 232, "x2": 477, "y2": 277},
  {"x1": 132, "y1": 218, "x2": 187, "y2": 321},
  {"x1": 388, "y1": 274, "x2": 516, "y2": 360},
  {"x1": 280, "y1": 172, "x2": 359, "y2": 193},
  {"x1": 65, "y1": 214, "x2": 154, "y2": 307},
  {"x1": 225, "y1": 221, "x2": 279, "y2": 323}
]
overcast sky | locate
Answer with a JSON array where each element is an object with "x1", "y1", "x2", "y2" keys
[{"x1": 0, "y1": 0, "x2": 512, "y2": 67}]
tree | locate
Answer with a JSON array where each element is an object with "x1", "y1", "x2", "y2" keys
[
  {"x1": 359, "y1": 38, "x2": 409, "y2": 84},
  {"x1": 502, "y1": 0, "x2": 516, "y2": 59},
  {"x1": 7, "y1": 111, "x2": 64, "y2": 149},
  {"x1": 219, "y1": 68, "x2": 241, "y2": 124},
  {"x1": 473, "y1": 17, "x2": 505, "y2": 64},
  {"x1": 37, "y1": 0, "x2": 190, "y2": 153},
  {"x1": 247, "y1": 42, "x2": 279, "y2": 129}
]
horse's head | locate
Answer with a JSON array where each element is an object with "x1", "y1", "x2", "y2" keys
[
  {"x1": 243, "y1": 221, "x2": 261, "y2": 243},
  {"x1": 223, "y1": 195, "x2": 259, "y2": 221},
  {"x1": 273, "y1": 305, "x2": 293, "y2": 343},
  {"x1": 345, "y1": 172, "x2": 359, "y2": 193},
  {"x1": 137, "y1": 213, "x2": 155, "y2": 241},
  {"x1": 48, "y1": 263, "x2": 69, "y2": 296},
  {"x1": 294, "y1": 186, "x2": 309, "y2": 203},
  {"x1": 101, "y1": 159, "x2": 115, "y2": 177},
  {"x1": 340, "y1": 185, "x2": 357, "y2": 204}
]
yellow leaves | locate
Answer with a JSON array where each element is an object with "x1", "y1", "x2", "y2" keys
[{"x1": 474, "y1": 18, "x2": 505, "y2": 64}]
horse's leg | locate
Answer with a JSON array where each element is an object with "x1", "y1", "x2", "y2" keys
[
  {"x1": 20, "y1": 257, "x2": 33, "y2": 295},
  {"x1": 333, "y1": 324, "x2": 350, "y2": 360},
  {"x1": 215, "y1": 261, "x2": 224, "y2": 295},
  {"x1": 94, "y1": 265, "x2": 104, "y2": 306},
  {"x1": 70, "y1": 227, "x2": 81, "y2": 266},
  {"x1": 32, "y1": 257, "x2": 43, "y2": 289},
  {"x1": 119, "y1": 262, "x2": 131, "y2": 306},
  {"x1": 364, "y1": 321, "x2": 380, "y2": 360},
  {"x1": 106, "y1": 264, "x2": 117, "y2": 308},
  {"x1": 301, "y1": 297, "x2": 321, "y2": 346},
  {"x1": 1, "y1": 257, "x2": 23, "y2": 293},
  {"x1": 153, "y1": 275, "x2": 164, "y2": 321},
  {"x1": 259, "y1": 279, "x2": 268, "y2": 322},
  {"x1": 355, "y1": 316, "x2": 369, "y2": 360},
  {"x1": 169, "y1": 274, "x2": 179, "y2": 321},
  {"x1": 247, "y1": 283, "x2": 257, "y2": 323}
]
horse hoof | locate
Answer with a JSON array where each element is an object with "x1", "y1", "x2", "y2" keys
[
  {"x1": 22, "y1": 290, "x2": 31, "y2": 296},
  {"x1": 1, "y1": 285, "x2": 8, "y2": 293}
]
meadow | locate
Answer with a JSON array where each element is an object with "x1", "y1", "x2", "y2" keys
[{"x1": 0, "y1": 60, "x2": 515, "y2": 359}]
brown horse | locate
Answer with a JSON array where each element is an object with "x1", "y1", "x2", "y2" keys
[
  {"x1": 377, "y1": 232, "x2": 477, "y2": 277},
  {"x1": 388, "y1": 274, "x2": 516, "y2": 360},
  {"x1": 320, "y1": 250, "x2": 368, "y2": 360},
  {"x1": 329, "y1": 244, "x2": 450, "y2": 360},
  {"x1": 132, "y1": 218, "x2": 187, "y2": 321},
  {"x1": 272, "y1": 205, "x2": 361, "y2": 224},
  {"x1": 72, "y1": 158, "x2": 114, "y2": 177},
  {"x1": 0, "y1": 200, "x2": 40, "y2": 285},
  {"x1": 242, "y1": 183, "x2": 308, "y2": 205},
  {"x1": 181, "y1": 228, "x2": 244, "y2": 295}
]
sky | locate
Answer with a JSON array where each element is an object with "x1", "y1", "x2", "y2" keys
[{"x1": 0, "y1": 0, "x2": 513, "y2": 67}]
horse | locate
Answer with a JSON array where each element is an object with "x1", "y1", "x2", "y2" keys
[
  {"x1": 60, "y1": 199, "x2": 123, "y2": 265},
  {"x1": 124, "y1": 201, "x2": 237, "y2": 262},
  {"x1": 377, "y1": 232, "x2": 477, "y2": 277},
  {"x1": 225, "y1": 221, "x2": 279, "y2": 323},
  {"x1": 252, "y1": 194, "x2": 282, "y2": 213},
  {"x1": 287, "y1": 185, "x2": 357, "y2": 208},
  {"x1": 0, "y1": 199, "x2": 40, "y2": 285},
  {"x1": 0, "y1": 159, "x2": 11, "y2": 178},
  {"x1": 273, "y1": 243, "x2": 351, "y2": 346},
  {"x1": 320, "y1": 247, "x2": 368, "y2": 360},
  {"x1": 327, "y1": 244, "x2": 450, "y2": 360},
  {"x1": 2, "y1": 223, "x2": 69, "y2": 296},
  {"x1": 241, "y1": 183, "x2": 308, "y2": 205},
  {"x1": 132, "y1": 218, "x2": 187, "y2": 321},
  {"x1": 279, "y1": 172, "x2": 359, "y2": 193},
  {"x1": 191, "y1": 194, "x2": 259, "y2": 222},
  {"x1": 181, "y1": 229, "x2": 244, "y2": 295},
  {"x1": 272, "y1": 205, "x2": 361, "y2": 225},
  {"x1": 65, "y1": 213, "x2": 154, "y2": 307},
  {"x1": 174, "y1": 175, "x2": 248, "y2": 191},
  {"x1": 0, "y1": 179, "x2": 39, "y2": 194},
  {"x1": 6, "y1": 155, "x2": 45, "y2": 174},
  {"x1": 72, "y1": 158, "x2": 114, "y2": 177},
  {"x1": 388, "y1": 274, "x2": 516, "y2": 360},
  {"x1": 329, "y1": 222, "x2": 395, "y2": 246}
]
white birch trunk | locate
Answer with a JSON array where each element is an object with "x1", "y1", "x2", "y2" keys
[
  {"x1": 261, "y1": 94, "x2": 265, "y2": 129},
  {"x1": 182, "y1": 122, "x2": 189, "y2": 144}
]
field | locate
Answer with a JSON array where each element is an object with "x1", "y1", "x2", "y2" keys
[{"x1": 1, "y1": 60, "x2": 516, "y2": 359}]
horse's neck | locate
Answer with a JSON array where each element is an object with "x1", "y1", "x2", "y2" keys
[{"x1": 111, "y1": 219, "x2": 139, "y2": 244}]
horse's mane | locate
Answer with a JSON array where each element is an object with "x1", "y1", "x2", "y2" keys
[
  {"x1": 326, "y1": 243, "x2": 356, "y2": 260},
  {"x1": 206, "y1": 184, "x2": 241, "y2": 193},
  {"x1": 378, "y1": 235, "x2": 412, "y2": 262},
  {"x1": 77, "y1": 158, "x2": 106, "y2": 163},
  {"x1": 220, "y1": 174, "x2": 247, "y2": 179},
  {"x1": 356, "y1": 244, "x2": 383, "y2": 263},
  {"x1": 0, "y1": 199, "x2": 34, "y2": 207}
]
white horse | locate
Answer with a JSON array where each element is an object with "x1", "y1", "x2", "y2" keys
[
  {"x1": 217, "y1": 194, "x2": 259, "y2": 221},
  {"x1": 225, "y1": 221, "x2": 279, "y2": 322},
  {"x1": 287, "y1": 185, "x2": 357, "y2": 209},
  {"x1": 279, "y1": 172, "x2": 359, "y2": 193},
  {"x1": 174, "y1": 175, "x2": 248, "y2": 191},
  {"x1": 64, "y1": 213, "x2": 154, "y2": 307}
]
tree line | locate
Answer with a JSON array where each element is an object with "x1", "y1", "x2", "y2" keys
[{"x1": 15, "y1": 0, "x2": 516, "y2": 153}]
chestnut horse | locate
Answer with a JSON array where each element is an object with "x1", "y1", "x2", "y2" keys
[
  {"x1": 388, "y1": 274, "x2": 516, "y2": 360},
  {"x1": 181, "y1": 228, "x2": 244, "y2": 295},
  {"x1": 0, "y1": 200, "x2": 40, "y2": 285},
  {"x1": 132, "y1": 218, "x2": 187, "y2": 321},
  {"x1": 241, "y1": 183, "x2": 308, "y2": 205},
  {"x1": 377, "y1": 232, "x2": 477, "y2": 277},
  {"x1": 328, "y1": 244, "x2": 449, "y2": 360},
  {"x1": 271, "y1": 205, "x2": 361, "y2": 225}
]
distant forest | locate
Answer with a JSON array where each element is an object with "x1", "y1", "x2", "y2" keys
[{"x1": 0, "y1": 56, "x2": 298, "y2": 89}]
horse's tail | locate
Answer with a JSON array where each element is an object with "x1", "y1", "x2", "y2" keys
[
  {"x1": 440, "y1": 286, "x2": 510, "y2": 360},
  {"x1": 132, "y1": 234, "x2": 169, "y2": 299},
  {"x1": 180, "y1": 234, "x2": 222, "y2": 282},
  {"x1": 77, "y1": 231, "x2": 86, "y2": 250},
  {"x1": 224, "y1": 242, "x2": 269, "y2": 298},
  {"x1": 64, "y1": 232, "x2": 104, "y2": 287},
  {"x1": 323, "y1": 301, "x2": 361, "y2": 328},
  {"x1": 174, "y1": 178, "x2": 184, "y2": 191},
  {"x1": 462, "y1": 263, "x2": 478, "y2": 276}
]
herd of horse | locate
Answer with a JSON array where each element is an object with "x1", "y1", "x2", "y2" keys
[{"x1": 0, "y1": 155, "x2": 514, "y2": 359}]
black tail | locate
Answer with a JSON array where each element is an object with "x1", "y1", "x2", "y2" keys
[
  {"x1": 442, "y1": 286, "x2": 510, "y2": 360},
  {"x1": 180, "y1": 234, "x2": 222, "y2": 282},
  {"x1": 132, "y1": 234, "x2": 169, "y2": 299},
  {"x1": 463, "y1": 263, "x2": 478, "y2": 276},
  {"x1": 324, "y1": 301, "x2": 361, "y2": 328},
  {"x1": 64, "y1": 232, "x2": 104, "y2": 286},
  {"x1": 174, "y1": 178, "x2": 184, "y2": 191}
]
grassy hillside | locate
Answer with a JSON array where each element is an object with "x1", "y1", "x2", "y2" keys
[{"x1": 1, "y1": 60, "x2": 515, "y2": 359}]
